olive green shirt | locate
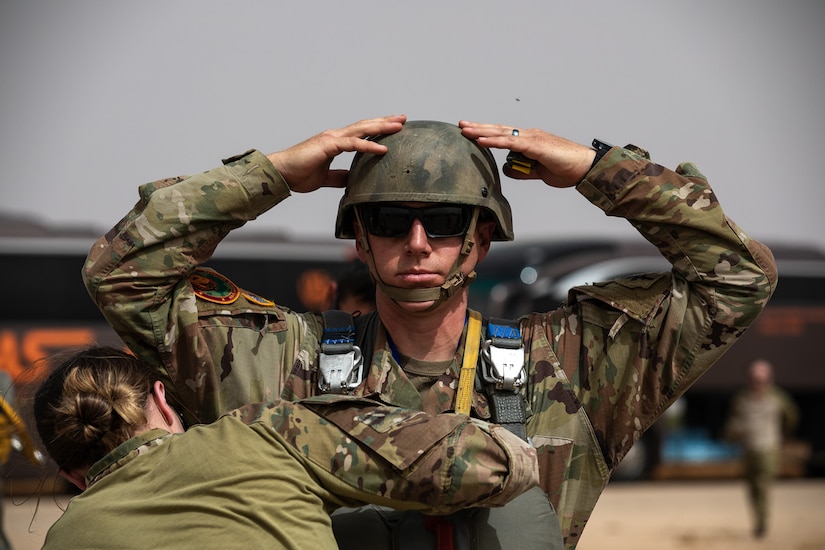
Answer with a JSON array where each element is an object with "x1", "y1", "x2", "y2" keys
[{"x1": 43, "y1": 397, "x2": 538, "y2": 549}]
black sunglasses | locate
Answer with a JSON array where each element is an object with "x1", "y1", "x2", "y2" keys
[{"x1": 361, "y1": 205, "x2": 473, "y2": 238}]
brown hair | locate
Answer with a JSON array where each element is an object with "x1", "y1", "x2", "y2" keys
[{"x1": 34, "y1": 346, "x2": 155, "y2": 471}]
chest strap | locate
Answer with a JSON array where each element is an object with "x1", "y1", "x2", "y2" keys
[
  {"x1": 455, "y1": 311, "x2": 483, "y2": 416},
  {"x1": 479, "y1": 318, "x2": 527, "y2": 440},
  {"x1": 318, "y1": 312, "x2": 527, "y2": 440}
]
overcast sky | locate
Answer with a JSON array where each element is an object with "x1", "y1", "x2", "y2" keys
[{"x1": 2, "y1": 1, "x2": 823, "y2": 253}]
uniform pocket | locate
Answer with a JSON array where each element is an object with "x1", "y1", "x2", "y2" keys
[{"x1": 530, "y1": 435, "x2": 574, "y2": 511}]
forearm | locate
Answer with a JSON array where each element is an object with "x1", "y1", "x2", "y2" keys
[
  {"x1": 237, "y1": 397, "x2": 539, "y2": 514},
  {"x1": 579, "y1": 145, "x2": 777, "y2": 320}
]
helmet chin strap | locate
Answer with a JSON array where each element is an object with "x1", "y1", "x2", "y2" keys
[{"x1": 355, "y1": 207, "x2": 480, "y2": 312}]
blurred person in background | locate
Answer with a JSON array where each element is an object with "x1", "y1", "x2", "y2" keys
[
  {"x1": 724, "y1": 359, "x2": 799, "y2": 538},
  {"x1": 332, "y1": 259, "x2": 376, "y2": 315}
]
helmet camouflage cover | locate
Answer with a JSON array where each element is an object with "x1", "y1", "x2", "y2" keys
[{"x1": 335, "y1": 120, "x2": 514, "y2": 241}]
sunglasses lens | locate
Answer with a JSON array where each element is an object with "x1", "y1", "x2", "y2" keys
[
  {"x1": 421, "y1": 207, "x2": 468, "y2": 237},
  {"x1": 366, "y1": 206, "x2": 412, "y2": 237},
  {"x1": 363, "y1": 206, "x2": 471, "y2": 238}
]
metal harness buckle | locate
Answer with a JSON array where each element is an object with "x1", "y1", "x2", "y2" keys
[
  {"x1": 318, "y1": 311, "x2": 365, "y2": 394},
  {"x1": 480, "y1": 320, "x2": 525, "y2": 392},
  {"x1": 319, "y1": 346, "x2": 364, "y2": 393}
]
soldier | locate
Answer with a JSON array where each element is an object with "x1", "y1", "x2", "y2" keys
[
  {"x1": 83, "y1": 115, "x2": 777, "y2": 549},
  {"x1": 724, "y1": 359, "x2": 799, "y2": 538},
  {"x1": 33, "y1": 346, "x2": 538, "y2": 549}
]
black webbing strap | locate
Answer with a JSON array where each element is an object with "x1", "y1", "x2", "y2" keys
[{"x1": 481, "y1": 317, "x2": 527, "y2": 440}]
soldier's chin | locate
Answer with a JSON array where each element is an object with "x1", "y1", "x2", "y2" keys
[{"x1": 394, "y1": 298, "x2": 438, "y2": 313}]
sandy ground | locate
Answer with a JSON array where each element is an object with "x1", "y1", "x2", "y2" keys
[{"x1": 3, "y1": 479, "x2": 824, "y2": 549}]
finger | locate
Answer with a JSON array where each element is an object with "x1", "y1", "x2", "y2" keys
[
  {"x1": 344, "y1": 114, "x2": 406, "y2": 138},
  {"x1": 459, "y1": 122, "x2": 525, "y2": 150},
  {"x1": 458, "y1": 121, "x2": 517, "y2": 136},
  {"x1": 458, "y1": 120, "x2": 505, "y2": 133},
  {"x1": 328, "y1": 136, "x2": 389, "y2": 157}
]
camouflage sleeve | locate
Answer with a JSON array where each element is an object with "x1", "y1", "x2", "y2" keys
[
  {"x1": 521, "y1": 146, "x2": 776, "y2": 545},
  {"x1": 82, "y1": 150, "x2": 293, "y2": 421},
  {"x1": 229, "y1": 395, "x2": 539, "y2": 514},
  {"x1": 570, "y1": 144, "x2": 778, "y2": 463}
]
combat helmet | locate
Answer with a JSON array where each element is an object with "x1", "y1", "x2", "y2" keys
[
  {"x1": 336, "y1": 120, "x2": 514, "y2": 309},
  {"x1": 335, "y1": 120, "x2": 514, "y2": 241}
]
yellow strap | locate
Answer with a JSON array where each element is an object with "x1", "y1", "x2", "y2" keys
[{"x1": 455, "y1": 310, "x2": 483, "y2": 415}]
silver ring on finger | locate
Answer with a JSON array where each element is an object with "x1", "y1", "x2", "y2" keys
[{"x1": 511, "y1": 129, "x2": 520, "y2": 137}]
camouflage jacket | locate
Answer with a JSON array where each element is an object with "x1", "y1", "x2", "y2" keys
[
  {"x1": 44, "y1": 396, "x2": 537, "y2": 549},
  {"x1": 84, "y1": 146, "x2": 777, "y2": 548}
]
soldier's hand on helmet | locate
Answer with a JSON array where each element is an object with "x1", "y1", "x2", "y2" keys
[
  {"x1": 458, "y1": 121, "x2": 596, "y2": 189},
  {"x1": 266, "y1": 115, "x2": 406, "y2": 194}
]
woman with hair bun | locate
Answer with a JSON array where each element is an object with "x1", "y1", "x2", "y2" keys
[{"x1": 34, "y1": 346, "x2": 538, "y2": 550}]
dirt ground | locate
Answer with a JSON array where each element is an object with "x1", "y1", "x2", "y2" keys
[{"x1": 3, "y1": 479, "x2": 824, "y2": 549}]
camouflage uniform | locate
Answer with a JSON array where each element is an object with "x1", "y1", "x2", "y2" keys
[
  {"x1": 84, "y1": 145, "x2": 777, "y2": 549},
  {"x1": 43, "y1": 395, "x2": 538, "y2": 549}
]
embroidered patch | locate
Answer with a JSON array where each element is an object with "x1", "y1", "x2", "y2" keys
[
  {"x1": 243, "y1": 292, "x2": 275, "y2": 307},
  {"x1": 190, "y1": 270, "x2": 240, "y2": 304}
]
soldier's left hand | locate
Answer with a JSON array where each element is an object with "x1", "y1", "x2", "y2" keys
[{"x1": 459, "y1": 121, "x2": 596, "y2": 189}]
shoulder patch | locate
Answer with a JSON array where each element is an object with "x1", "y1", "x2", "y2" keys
[
  {"x1": 190, "y1": 269, "x2": 240, "y2": 304},
  {"x1": 242, "y1": 291, "x2": 275, "y2": 307}
]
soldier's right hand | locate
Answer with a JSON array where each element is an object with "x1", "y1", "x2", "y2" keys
[{"x1": 266, "y1": 115, "x2": 406, "y2": 194}]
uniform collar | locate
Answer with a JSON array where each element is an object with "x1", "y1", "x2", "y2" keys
[{"x1": 86, "y1": 428, "x2": 174, "y2": 488}]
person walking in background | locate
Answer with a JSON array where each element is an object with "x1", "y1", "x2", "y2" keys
[{"x1": 724, "y1": 359, "x2": 799, "y2": 538}]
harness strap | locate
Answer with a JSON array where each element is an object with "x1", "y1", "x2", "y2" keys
[
  {"x1": 354, "y1": 310, "x2": 380, "y2": 369},
  {"x1": 455, "y1": 311, "x2": 483, "y2": 415},
  {"x1": 318, "y1": 311, "x2": 526, "y2": 439},
  {"x1": 480, "y1": 318, "x2": 527, "y2": 440}
]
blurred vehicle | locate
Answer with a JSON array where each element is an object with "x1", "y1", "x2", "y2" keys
[{"x1": 472, "y1": 237, "x2": 825, "y2": 480}]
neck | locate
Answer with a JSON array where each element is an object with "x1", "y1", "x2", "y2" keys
[{"x1": 376, "y1": 290, "x2": 469, "y2": 362}]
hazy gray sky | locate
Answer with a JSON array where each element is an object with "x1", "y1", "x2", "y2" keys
[{"x1": 2, "y1": 1, "x2": 823, "y2": 252}]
